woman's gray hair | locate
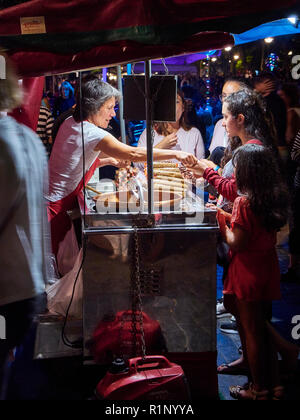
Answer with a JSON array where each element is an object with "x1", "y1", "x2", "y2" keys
[
  {"x1": 0, "y1": 54, "x2": 23, "y2": 111},
  {"x1": 73, "y1": 75, "x2": 121, "y2": 122}
]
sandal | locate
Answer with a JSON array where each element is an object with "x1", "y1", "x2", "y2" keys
[
  {"x1": 229, "y1": 384, "x2": 250, "y2": 400},
  {"x1": 230, "y1": 383, "x2": 269, "y2": 400},
  {"x1": 272, "y1": 386, "x2": 284, "y2": 400},
  {"x1": 217, "y1": 363, "x2": 249, "y2": 376}
]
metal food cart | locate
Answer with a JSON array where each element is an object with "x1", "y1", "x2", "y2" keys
[
  {"x1": 34, "y1": 58, "x2": 220, "y2": 398},
  {"x1": 1, "y1": 0, "x2": 297, "y2": 402},
  {"x1": 81, "y1": 177, "x2": 219, "y2": 398},
  {"x1": 35, "y1": 181, "x2": 219, "y2": 399}
]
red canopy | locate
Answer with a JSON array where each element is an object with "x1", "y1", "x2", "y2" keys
[{"x1": 0, "y1": 0, "x2": 298, "y2": 76}]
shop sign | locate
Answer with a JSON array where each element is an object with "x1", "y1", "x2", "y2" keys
[{"x1": 20, "y1": 16, "x2": 46, "y2": 35}]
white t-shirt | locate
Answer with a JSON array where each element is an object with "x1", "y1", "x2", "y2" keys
[
  {"x1": 137, "y1": 126, "x2": 205, "y2": 165},
  {"x1": 209, "y1": 119, "x2": 228, "y2": 153},
  {"x1": 48, "y1": 116, "x2": 108, "y2": 202}
]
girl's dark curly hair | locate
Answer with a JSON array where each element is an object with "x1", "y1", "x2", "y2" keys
[
  {"x1": 232, "y1": 144, "x2": 289, "y2": 231},
  {"x1": 221, "y1": 89, "x2": 279, "y2": 167},
  {"x1": 224, "y1": 89, "x2": 278, "y2": 150},
  {"x1": 219, "y1": 81, "x2": 251, "y2": 168}
]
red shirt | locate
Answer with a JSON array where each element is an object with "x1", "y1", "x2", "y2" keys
[
  {"x1": 204, "y1": 139, "x2": 263, "y2": 203},
  {"x1": 223, "y1": 196, "x2": 281, "y2": 302}
]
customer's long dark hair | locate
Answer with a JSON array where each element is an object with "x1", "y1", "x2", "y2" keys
[
  {"x1": 221, "y1": 89, "x2": 278, "y2": 167},
  {"x1": 232, "y1": 144, "x2": 289, "y2": 231},
  {"x1": 221, "y1": 136, "x2": 242, "y2": 168},
  {"x1": 225, "y1": 89, "x2": 278, "y2": 150}
]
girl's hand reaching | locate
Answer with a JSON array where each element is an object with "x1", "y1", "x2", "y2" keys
[
  {"x1": 218, "y1": 208, "x2": 232, "y2": 223},
  {"x1": 201, "y1": 159, "x2": 218, "y2": 169},
  {"x1": 217, "y1": 208, "x2": 249, "y2": 252},
  {"x1": 216, "y1": 208, "x2": 230, "y2": 238},
  {"x1": 185, "y1": 159, "x2": 210, "y2": 178}
]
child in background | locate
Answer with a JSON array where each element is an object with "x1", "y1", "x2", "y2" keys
[{"x1": 217, "y1": 143, "x2": 289, "y2": 400}]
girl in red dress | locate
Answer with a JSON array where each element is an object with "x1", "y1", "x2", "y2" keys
[{"x1": 217, "y1": 143, "x2": 289, "y2": 400}]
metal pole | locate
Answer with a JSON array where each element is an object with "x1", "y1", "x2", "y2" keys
[
  {"x1": 117, "y1": 65, "x2": 126, "y2": 144},
  {"x1": 145, "y1": 60, "x2": 153, "y2": 214}
]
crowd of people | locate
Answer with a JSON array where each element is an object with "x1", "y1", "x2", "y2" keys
[{"x1": 1, "y1": 56, "x2": 300, "y2": 400}]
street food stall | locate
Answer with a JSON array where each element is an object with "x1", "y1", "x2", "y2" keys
[
  {"x1": 79, "y1": 167, "x2": 219, "y2": 398},
  {"x1": 0, "y1": 0, "x2": 298, "y2": 400}
]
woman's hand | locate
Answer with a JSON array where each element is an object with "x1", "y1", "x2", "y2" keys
[
  {"x1": 156, "y1": 132, "x2": 178, "y2": 149},
  {"x1": 255, "y1": 79, "x2": 275, "y2": 97},
  {"x1": 98, "y1": 157, "x2": 130, "y2": 168},
  {"x1": 113, "y1": 159, "x2": 131, "y2": 169},
  {"x1": 176, "y1": 152, "x2": 198, "y2": 167}
]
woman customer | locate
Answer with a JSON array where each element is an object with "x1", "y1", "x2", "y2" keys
[
  {"x1": 185, "y1": 89, "x2": 278, "y2": 200},
  {"x1": 206, "y1": 80, "x2": 253, "y2": 322},
  {"x1": 48, "y1": 75, "x2": 194, "y2": 257},
  {"x1": 208, "y1": 77, "x2": 250, "y2": 155},
  {"x1": 137, "y1": 90, "x2": 205, "y2": 163},
  {"x1": 217, "y1": 143, "x2": 289, "y2": 400}
]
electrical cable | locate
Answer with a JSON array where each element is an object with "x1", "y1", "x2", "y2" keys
[
  {"x1": 61, "y1": 71, "x2": 87, "y2": 349},
  {"x1": 61, "y1": 236, "x2": 87, "y2": 348}
]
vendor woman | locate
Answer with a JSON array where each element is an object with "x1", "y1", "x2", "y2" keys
[{"x1": 47, "y1": 75, "x2": 194, "y2": 257}]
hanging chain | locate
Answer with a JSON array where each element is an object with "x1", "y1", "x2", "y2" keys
[{"x1": 131, "y1": 224, "x2": 147, "y2": 360}]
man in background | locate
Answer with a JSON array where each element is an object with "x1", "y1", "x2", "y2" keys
[
  {"x1": 254, "y1": 72, "x2": 287, "y2": 159},
  {"x1": 0, "y1": 57, "x2": 51, "y2": 399}
]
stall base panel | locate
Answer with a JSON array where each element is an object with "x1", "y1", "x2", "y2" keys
[{"x1": 83, "y1": 230, "x2": 217, "y2": 361}]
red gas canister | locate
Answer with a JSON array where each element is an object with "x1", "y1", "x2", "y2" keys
[
  {"x1": 96, "y1": 356, "x2": 191, "y2": 401},
  {"x1": 90, "y1": 311, "x2": 165, "y2": 364}
]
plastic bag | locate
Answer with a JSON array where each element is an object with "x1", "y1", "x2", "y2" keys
[
  {"x1": 46, "y1": 249, "x2": 83, "y2": 319},
  {"x1": 47, "y1": 253, "x2": 61, "y2": 285},
  {"x1": 56, "y1": 222, "x2": 79, "y2": 276}
]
